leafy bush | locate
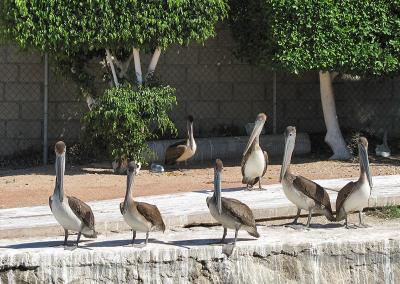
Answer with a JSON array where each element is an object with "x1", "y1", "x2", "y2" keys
[
  {"x1": 84, "y1": 84, "x2": 177, "y2": 163},
  {"x1": 229, "y1": 0, "x2": 400, "y2": 75}
]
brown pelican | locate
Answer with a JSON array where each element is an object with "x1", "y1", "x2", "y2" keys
[
  {"x1": 336, "y1": 137, "x2": 373, "y2": 228},
  {"x1": 120, "y1": 162, "x2": 165, "y2": 246},
  {"x1": 207, "y1": 159, "x2": 260, "y2": 244},
  {"x1": 280, "y1": 126, "x2": 335, "y2": 227},
  {"x1": 49, "y1": 141, "x2": 97, "y2": 247},
  {"x1": 241, "y1": 113, "x2": 269, "y2": 189},
  {"x1": 165, "y1": 115, "x2": 196, "y2": 166}
]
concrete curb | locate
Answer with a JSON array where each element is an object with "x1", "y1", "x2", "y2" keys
[{"x1": 148, "y1": 133, "x2": 311, "y2": 163}]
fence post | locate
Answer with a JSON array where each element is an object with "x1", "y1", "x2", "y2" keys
[
  {"x1": 43, "y1": 53, "x2": 48, "y2": 164},
  {"x1": 272, "y1": 71, "x2": 277, "y2": 134}
]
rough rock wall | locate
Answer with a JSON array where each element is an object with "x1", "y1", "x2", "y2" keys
[{"x1": 1, "y1": 239, "x2": 399, "y2": 284}]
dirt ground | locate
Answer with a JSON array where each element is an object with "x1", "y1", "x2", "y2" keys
[{"x1": 0, "y1": 154, "x2": 399, "y2": 209}]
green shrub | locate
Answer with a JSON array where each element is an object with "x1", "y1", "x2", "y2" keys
[{"x1": 84, "y1": 84, "x2": 177, "y2": 163}]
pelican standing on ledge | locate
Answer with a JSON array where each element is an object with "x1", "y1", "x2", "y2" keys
[
  {"x1": 336, "y1": 137, "x2": 373, "y2": 228},
  {"x1": 120, "y1": 162, "x2": 165, "y2": 246},
  {"x1": 280, "y1": 127, "x2": 335, "y2": 227},
  {"x1": 207, "y1": 159, "x2": 260, "y2": 244},
  {"x1": 49, "y1": 141, "x2": 97, "y2": 247},
  {"x1": 241, "y1": 113, "x2": 268, "y2": 189},
  {"x1": 165, "y1": 115, "x2": 196, "y2": 166}
]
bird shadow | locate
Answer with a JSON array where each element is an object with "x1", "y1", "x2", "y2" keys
[
  {"x1": 86, "y1": 239, "x2": 145, "y2": 248},
  {"x1": 192, "y1": 187, "x2": 248, "y2": 195},
  {"x1": 270, "y1": 222, "x2": 343, "y2": 230},
  {"x1": 1, "y1": 239, "x2": 92, "y2": 250}
]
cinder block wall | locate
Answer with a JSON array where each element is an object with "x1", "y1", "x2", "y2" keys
[{"x1": 0, "y1": 25, "x2": 399, "y2": 157}]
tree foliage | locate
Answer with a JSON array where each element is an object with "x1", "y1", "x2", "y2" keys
[
  {"x1": 1, "y1": 0, "x2": 228, "y2": 53},
  {"x1": 84, "y1": 84, "x2": 177, "y2": 163},
  {"x1": 230, "y1": 0, "x2": 400, "y2": 75}
]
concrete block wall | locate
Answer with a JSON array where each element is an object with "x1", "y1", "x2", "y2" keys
[
  {"x1": 0, "y1": 24, "x2": 399, "y2": 158},
  {"x1": 0, "y1": 46, "x2": 87, "y2": 156},
  {"x1": 0, "y1": 46, "x2": 44, "y2": 156}
]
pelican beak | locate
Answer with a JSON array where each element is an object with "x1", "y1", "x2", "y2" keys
[
  {"x1": 214, "y1": 168, "x2": 222, "y2": 215},
  {"x1": 55, "y1": 153, "x2": 65, "y2": 202},
  {"x1": 123, "y1": 164, "x2": 136, "y2": 212},
  {"x1": 243, "y1": 119, "x2": 264, "y2": 155},
  {"x1": 359, "y1": 143, "x2": 373, "y2": 188},
  {"x1": 279, "y1": 131, "x2": 295, "y2": 182}
]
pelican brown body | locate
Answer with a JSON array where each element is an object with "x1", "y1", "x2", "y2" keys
[
  {"x1": 49, "y1": 141, "x2": 97, "y2": 247},
  {"x1": 241, "y1": 113, "x2": 269, "y2": 189},
  {"x1": 207, "y1": 159, "x2": 259, "y2": 244},
  {"x1": 336, "y1": 137, "x2": 373, "y2": 228},
  {"x1": 280, "y1": 127, "x2": 335, "y2": 227},
  {"x1": 120, "y1": 162, "x2": 165, "y2": 246},
  {"x1": 165, "y1": 115, "x2": 196, "y2": 166}
]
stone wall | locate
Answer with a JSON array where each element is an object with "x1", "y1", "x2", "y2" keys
[
  {"x1": 1, "y1": 238, "x2": 399, "y2": 283},
  {"x1": 0, "y1": 24, "x2": 399, "y2": 157}
]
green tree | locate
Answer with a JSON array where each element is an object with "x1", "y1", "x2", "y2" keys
[
  {"x1": 1, "y1": 0, "x2": 228, "y2": 164},
  {"x1": 1, "y1": 0, "x2": 227, "y2": 102},
  {"x1": 230, "y1": 0, "x2": 400, "y2": 159}
]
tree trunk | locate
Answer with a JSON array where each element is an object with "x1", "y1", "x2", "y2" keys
[
  {"x1": 105, "y1": 49, "x2": 119, "y2": 87},
  {"x1": 133, "y1": 48, "x2": 143, "y2": 84},
  {"x1": 319, "y1": 71, "x2": 352, "y2": 160},
  {"x1": 147, "y1": 47, "x2": 161, "y2": 77}
]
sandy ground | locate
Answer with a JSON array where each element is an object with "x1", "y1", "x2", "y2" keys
[{"x1": 0, "y1": 155, "x2": 399, "y2": 209}]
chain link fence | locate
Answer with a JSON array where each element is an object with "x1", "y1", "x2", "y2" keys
[{"x1": 1, "y1": 31, "x2": 399, "y2": 168}]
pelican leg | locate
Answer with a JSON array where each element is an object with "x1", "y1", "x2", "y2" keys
[
  {"x1": 233, "y1": 228, "x2": 239, "y2": 245},
  {"x1": 131, "y1": 230, "x2": 136, "y2": 246},
  {"x1": 145, "y1": 232, "x2": 149, "y2": 246},
  {"x1": 75, "y1": 231, "x2": 82, "y2": 247},
  {"x1": 358, "y1": 211, "x2": 369, "y2": 228},
  {"x1": 63, "y1": 229, "x2": 69, "y2": 246},
  {"x1": 219, "y1": 227, "x2": 227, "y2": 244},
  {"x1": 305, "y1": 210, "x2": 312, "y2": 228},
  {"x1": 344, "y1": 215, "x2": 352, "y2": 229},
  {"x1": 292, "y1": 209, "x2": 301, "y2": 224},
  {"x1": 258, "y1": 179, "x2": 262, "y2": 190}
]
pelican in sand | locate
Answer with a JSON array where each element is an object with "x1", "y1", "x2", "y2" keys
[
  {"x1": 241, "y1": 113, "x2": 268, "y2": 189},
  {"x1": 280, "y1": 126, "x2": 335, "y2": 227},
  {"x1": 120, "y1": 162, "x2": 165, "y2": 246},
  {"x1": 165, "y1": 115, "x2": 196, "y2": 166},
  {"x1": 49, "y1": 141, "x2": 97, "y2": 247},
  {"x1": 207, "y1": 159, "x2": 260, "y2": 245},
  {"x1": 336, "y1": 137, "x2": 373, "y2": 228}
]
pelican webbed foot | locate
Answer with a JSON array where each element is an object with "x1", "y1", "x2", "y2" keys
[{"x1": 357, "y1": 223, "x2": 370, "y2": 228}]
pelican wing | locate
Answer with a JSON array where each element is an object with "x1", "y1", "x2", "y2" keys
[
  {"x1": 67, "y1": 196, "x2": 95, "y2": 230},
  {"x1": 136, "y1": 202, "x2": 166, "y2": 232},
  {"x1": 336, "y1": 181, "x2": 357, "y2": 213},
  {"x1": 240, "y1": 150, "x2": 251, "y2": 178},
  {"x1": 119, "y1": 202, "x2": 124, "y2": 215},
  {"x1": 165, "y1": 140, "x2": 187, "y2": 165},
  {"x1": 261, "y1": 151, "x2": 269, "y2": 177},
  {"x1": 49, "y1": 196, "x2": 53, "y2": 211},
  {"x1": 221, "y1": 197, "x2": 256, "y2": 228},
  {"x1": 292, "y1": 175, "x2": 333, "y2": 212}
]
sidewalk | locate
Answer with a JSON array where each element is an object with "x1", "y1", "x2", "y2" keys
[{"x1": 1, "y1": 175, "x2": 399, "y2": 239}]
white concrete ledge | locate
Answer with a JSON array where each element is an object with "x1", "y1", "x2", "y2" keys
[
  {"x1": 1, "y1": 221, "x2": 399, "y2": 283},
  {"x1": 148, "y1": 133, "x2": 311, "y2": 162},
  {"x1": 1, "y1": 175, "x2": 399, "y2": 239}
]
